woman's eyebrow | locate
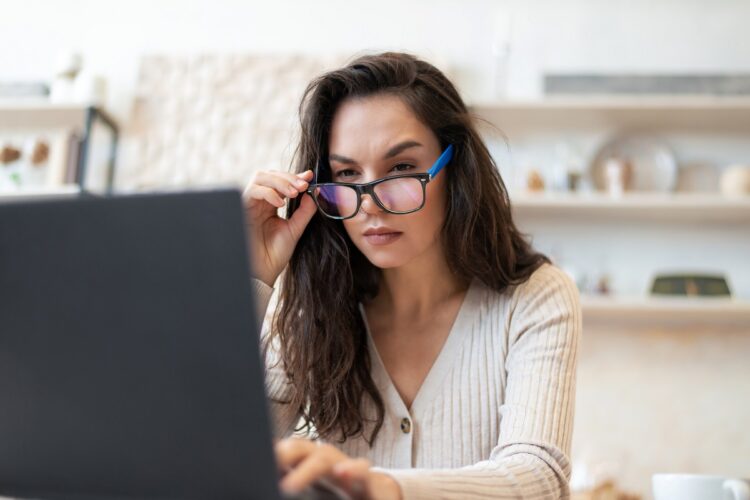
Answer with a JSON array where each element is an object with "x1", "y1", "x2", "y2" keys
[
  {"x1": 328, "y1": 140, "x2": 424, "y2": 165},
  {"x1": 329, "y1": 153, "x2": 357, "y2": 165},
  {"x1": 383, "y1": 140, "x2": 423, "y2": 159}
]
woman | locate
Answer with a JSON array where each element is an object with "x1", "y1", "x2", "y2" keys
[{"x1": 244, "y1": 52, "x2": 581, "y2": 499}]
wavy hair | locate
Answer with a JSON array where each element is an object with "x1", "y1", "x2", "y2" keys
[{"x1": 266, "y1": 52, "x2": 548, "y2": 445}]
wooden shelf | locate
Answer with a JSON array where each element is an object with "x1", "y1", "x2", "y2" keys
[
  {"x1": 581, "y1": 295, "x2": 750, "y2": 324},
  {"x1": 0, "y1": 102, "x2": 118, "y2": 192},
  {"x1": 469, "y1": 96, "x2": 750, "y2": 132},
  {"x1": 471, "y1": 95, "x2": 750, "y2": 109},
  {"x1": 0, "y1": 99, "x2": 98, "y2": 130},
  {"x1": 0, "y1": 185, "x2": 82, "y2": 200},
  {"x1": 510, "y1": 192, "x2": 750, "y2": 223}
]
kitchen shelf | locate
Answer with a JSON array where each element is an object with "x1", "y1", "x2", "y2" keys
[
  {"x1": 581, "y1": 295, "x2": 750, "y2": 324},
  {"x1": 0, "y1": 100, "x2": 91, "y2": 129},
  {"x1": 0, "y1": 184, "x2": 82, "y2": 201},
  {"x1": 510, "y1": 192, "x2": 750, "y2": 223},
  {"x1": 469, "y1": 96, "x2": 750, "y2": 132},
  {"x1": 0, "y1": 100, "x2": 119, "y2": 193},
  {"x1": 472, "y1": 96, "x2": 750, "y2": 328},
  {"x1": 471, "y1": 95, "x2": 750, "y2": 110}
]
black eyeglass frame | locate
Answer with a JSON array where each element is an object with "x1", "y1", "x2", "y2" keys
[
  {"x1": 305, "y1": 173, "x2": 431, "y2": 220},
  {"x1": 305, "y1": 144, "x2": 455, "y2": 220}
]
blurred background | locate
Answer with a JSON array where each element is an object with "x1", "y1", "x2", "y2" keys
[{"x1": 1, "y1": 1, "x2": 749, "y2": 498}]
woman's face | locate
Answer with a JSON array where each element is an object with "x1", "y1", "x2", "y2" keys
[{"x1": 327, "y1": 94, "x2": 447, "y2": 269}]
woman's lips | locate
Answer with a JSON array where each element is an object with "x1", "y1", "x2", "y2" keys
[{"x1": 363, "y1": 232, "x2": 402, "y2": 246}]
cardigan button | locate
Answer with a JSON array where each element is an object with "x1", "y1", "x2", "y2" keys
[{"x1": 400, "y1": 417, "x2": 411, "y2": 434}]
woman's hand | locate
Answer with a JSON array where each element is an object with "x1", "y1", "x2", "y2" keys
[
  {"x1": 276, "y1": 438, "x2": 402, "y2": 500},
  {"x1": 243, "y1": 169, "x2": 317, "y2": 287}
]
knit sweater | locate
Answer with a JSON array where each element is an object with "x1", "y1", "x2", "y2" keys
[{"x1": 254, "y1": 263, "x2": 581, "y2": 499}]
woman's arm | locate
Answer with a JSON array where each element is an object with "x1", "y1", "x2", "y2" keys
[
  {"x1": 380, "y1": 265, "x2": 582, "y2": 499},
  {"x1": 253, "y1": 278, "x2": 301, "y2": 439}
]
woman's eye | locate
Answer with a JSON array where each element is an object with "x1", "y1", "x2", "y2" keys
[
  {"x1": 334, "y1": 169, "x2": 358, "y2": 179},
  {"x1": 391, "y1": 163, "x2": 415, "y2": 173}
]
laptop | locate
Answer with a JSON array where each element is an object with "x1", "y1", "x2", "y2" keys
[{"x1": 0, "y1": 189, "x2": 344, "y2": 500}]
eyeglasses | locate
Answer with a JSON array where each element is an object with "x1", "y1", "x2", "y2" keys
[{"x1": 306, "y1": 145, "x2": 454, "y2": 220}]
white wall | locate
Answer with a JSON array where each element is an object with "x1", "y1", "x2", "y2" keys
[{"x1": 3, "y1": 0, "x2": 750, "y2": 119}]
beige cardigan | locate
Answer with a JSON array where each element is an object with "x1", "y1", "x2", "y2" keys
[{"x1": 254, "y1": 263, "x2": 581, "y2": 499}]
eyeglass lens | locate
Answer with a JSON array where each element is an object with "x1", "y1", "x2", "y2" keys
[{"x1": 314, "y1": 176, "x2": 424, "y2": 218}]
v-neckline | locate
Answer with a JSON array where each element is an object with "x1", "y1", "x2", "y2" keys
[{"x1": 358, "y1": 277, "x2": 481, "y2": 417}]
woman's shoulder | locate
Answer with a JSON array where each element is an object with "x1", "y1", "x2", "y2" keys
[
  {"x1": 511, "y1": 263, "x2": 581, "y2": 341},
  {"x1": 517, "y1": 262, "x2": 578, "y2": 296},
  {"x1": 477, "y1": 262, "x2": 578, "y2": 297},
  {"x1": 516, "y1": 262, "x2": 579, "y2": 309},
  {"x1": 477, "y1": 263, "x2": 580, "y2": 317}
]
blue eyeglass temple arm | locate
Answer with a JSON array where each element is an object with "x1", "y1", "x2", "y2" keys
[{"x1": 427, "y1": 144, "x2": 454, "y2": 179}]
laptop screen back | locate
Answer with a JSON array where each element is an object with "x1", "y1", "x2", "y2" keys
[{"x1": 0, "y1": 190, "x2": 279, "y2": 500}]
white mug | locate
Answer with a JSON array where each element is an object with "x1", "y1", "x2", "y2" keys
[{"x1": 653, "y1": 473, "x2": 750, "y2": 500}]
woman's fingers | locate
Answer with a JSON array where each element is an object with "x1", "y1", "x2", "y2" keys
[
  {"x1": 280, "y1": 452, "x2": 337, "y2": 493},
  {"x1": 332, "y1": 457, "x2": 371, "y2": 480},
  {"x1": 275, "y1": 438, "x2": 317, "y2": 469},
  {"x1": 288, "y1": 170, "x2": 313, "y2": 196},
  {"x1": 247, "y1": 185, "x2": 285, "y2": 208},
  {"x1": 255, "y1": 170, "x2": 311, "y2": 199},
  {"x1": 297, "y1": 169, "x2": 314, "y2": 181},
  {"x1": 277, "y1": 440, "x2": 343, "y2": 493},
  {"x1": 244, "y1": 170, "x2": 309, "y2": 206},
  {"x1": 332, "y1": 458, "x2": 370, "y2": 497},
  {"x1": 274, "y1": 439, "x2": 387, "y2": 499},
  {"x1": 241, "y1": 169, "x2": 317, "y2": 287},
  {"x1": 266, "y1": 169, "x2": 313, "y2": 185},
  {"x1": 286, "y1": 194, "x2": 317, "y2": 241}
]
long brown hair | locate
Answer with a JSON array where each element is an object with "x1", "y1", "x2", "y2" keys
[{"x1": 267, "y1": 52, "x2": 548, "y2": 445}]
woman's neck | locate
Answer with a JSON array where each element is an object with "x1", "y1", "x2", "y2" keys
[{"x1": 373, "y1": 244, "x2": 469, "y2": 321}]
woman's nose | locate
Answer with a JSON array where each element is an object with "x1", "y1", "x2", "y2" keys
[{"x1": 359, "y1": 194, "x2": 382, "y2": 215}]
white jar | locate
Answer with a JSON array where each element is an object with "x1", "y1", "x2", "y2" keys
[{"x1": 720, "y1": 165, "x2": 750, "y2": 197}]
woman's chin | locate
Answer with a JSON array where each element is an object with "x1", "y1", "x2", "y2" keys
[{"x1": 359, "y1": 247, "x2": 412, "y2": 269}]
